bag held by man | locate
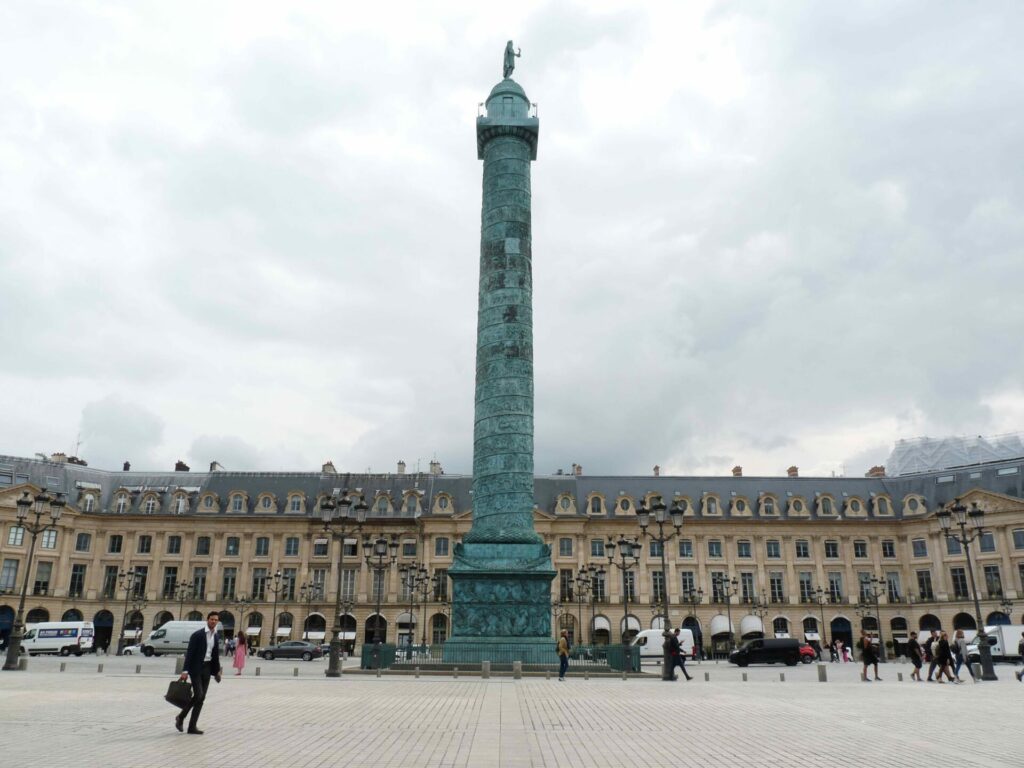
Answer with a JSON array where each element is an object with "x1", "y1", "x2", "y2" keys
[{"x1": 164, "y1": 679, "x2": 192, "y2": 709}]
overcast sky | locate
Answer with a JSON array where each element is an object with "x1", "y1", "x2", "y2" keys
[{"x1": 2, "y1": 1, "x2": 1022, "y2": 478}]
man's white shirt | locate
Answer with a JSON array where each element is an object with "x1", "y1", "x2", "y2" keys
[{"x1": 203, "y1": 628, "x2": 216, "y2": 662}]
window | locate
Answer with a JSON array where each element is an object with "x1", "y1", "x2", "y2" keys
[
  {"x1": 108, "y1": 534, "x2": 123, "y2": 554},
  {"x1": 252, "y1": 568, "x2": 267, "y2": 600},
  {"x1": 174, "y1": 496, "x2": 187, "y2": 514},
  {"x1": 40, "y1": 529, "x2": 57, "y2": 549},
  {"x1": 765, "y1": 540, "x2": 780, "y2": 559},
  {"x1": 916, "y1": 570, "x2": 934, "y2": 600},
  {"x1": 313, "y1": 538, "x2": 329, "y2": 557},
  {"x1": 707, "y1": 540, "x2": 722, "y2": 558},
  {"x1": 936, "y1": 476, "x2": 954, "y2": 484},
  {"x1": 652, "y1": 570, "x2": 666, "y2": 603},
  {"x1": 737, "y1": 540, "x2": 751, "y2": 558},
  {"x1": 734, "y1": 499, "x2": 747, "y2": 513},
  {"x1": 225, "y1": 537, "x2": 240, "y2": 556},
  {"x1": 204, "y1": 495, "x2": 214, "y2": 509},
  {"x1": 102, "y1": 565, "x2": 118, "y2": 598},
  {"x1": 881, "y1": 540, "x2": 895, "y2": 558},
  {"x1": 706, "y1": 497, "x2": 718, "y2": 515},
  {"x1": 402, "y1": 539, "x2": 417, "y2": 557},
  {"x1": 946, "y1": 537, "x2": 962, "y2": 555},
  {"x1": 979, "y1": 532, "x2": 995, "y2": 553},
  {"x1": 196, "y1": 536, "x2": 211, "y2": 556},
  {"x1": 137, "y1": 535, "x2": 152, "y2": 554},
  {"x1": 849, "y1": 499, "x2": 861, "y2": 513},
  {"x1": 285, "y1": 537, "x2": 300, "y2": 557},
  {"x1": 376, "y1": 498, "x2": 388, "y2": 513},
  {"x1": 983, "y1": 565, "x2": 1002, "y2": 598},
  {"x1": 83, "y1": 494, "x2": 95, "y2": 512},
  {"x1": 799, "y1": 572, "x2": 814, "y2": 602},
  {"x1": 853, "y1": 541, "x2": 867, "y2": 559},
  {"x1": 132, "y1": 566, "x2": 148, "y2": 598},
  {"x1": 619, "y1": 498, "x2": 630, "y2": 512},
  {"x1": 405, "y1": 495, "x2": 418, "y2": 513},
  {"x1": 710, "y1": 571, "x2": 727, "y2": 602},
  {"x1": 885, "y1": 572, "x2": 901, "y2": 602},
  {"x1": 262, "y1": 496, "x2": 272, "y2": 509},
  {"x1": 1014, "y1": 529, "x2": 1024, "y2": 550},
  {"x1": 622, "y1": 571, "x2": 636, "y2": 602},
  {"x1": 592, "y1": 571, "x2": 606, "y2": 601},
  {"x1": 33, "y1": 562, "x2": 52, "y2": 595},
  {"x1": 678, "y1": 539, "x2": 692, "y2": 558},
  {"x1": 795, "y1": 540, "x2": 810, "y2": 558},
  {"x1": 950, "y1": 567, "x2": 969, "y2": 599},
  {"x1": 343, "y1": 538, "x2": 358, "y2": 557},
  {"x1": 255, "y1": 537, "x2": 270, "y2": 557},
  {"x1": 434, "y1": 537, "x2": 450, "y2": 557},
  {"x1": 75, "y1": 532, "x2": 91, "y2": 552},
  {"x1": 290, "y1": 496, "x2": 302, "y2": 512},
  {"x1": 762, "y1": 497, "x2": 775, "y2": 515},
  {"x1": 827, "y1": 572, "x2": 843, "y2": 603},
  {"x1": 997, "y1": 466, "x2": 1019, "y2": 476},
  {"x1": 162, "y1": 566, "x2": 178, "y2": 598},
  {"x1": 824, "y1": 541, "x2": 839, "y2": 559},
  {"x1": 558, "y1": 538, "x2": 573, "y2": 557},
  {"x1": 220, "y1": 566, "x2": 236, "y2": 600},
  {"x1": 559, "y1": 570, "x2": 574, "y2": 601},
  {"x1": 649, "y1": 540, "x2": 663, "y2": 558},
  {"x1": 371, "y1": 570, "x2": 385, "y2": 600},
  {"x1": 438, "y1": 495, "x2": 450, "y2": 511},
  {"x1": 232, "y1": 495, "x2": 244, "y2": 513},
  {"x1": 858, "y1": 573, "x2": 872, "y2": 601},
  {"x1": 431, "y1": 569, "x2": 448, "y2": 601},
  {"x1": 680, "y1": 570, "x2": 695, "y2": 595},
  {"x1": 911, "y1": 538, "x2": 927, "y2": 557},
  {"x1": 193, "y1": 567, "x2": 207, "y2": 598},
  {"x1": 115, "y1": 494, "x2": 128, "y2": 514},
  {"x1": 167, "y1": 535, "x2": 181, "y2": 554},
  {"x1": 282, "y1": 568, "x2": 297, "y2": 600},
  {"x1": 144, "y1": 497, "x2": 156, "y2": 514},
  {"x1": 739, "y1": 572, "x2": 754, "y2": 602},
  {"x1": 68, "y1": 564, "x2": 87, "y2": 597},
  {"x1": 820, "y1": 497, "x2": 833, "y2": 515},
  {"x1": 7, "y1": 526, "x2": 25, "y2": 546},
  {"x1": 769, "y1": 572, "x2": 784, "y2": 603},
  {"x1": 876, "y1": 497, "x2": 891, "y2": 515},
  {"x1": 589, "y1": 497, "x2": 601, "y2": 514},
  {"x1": 0, "y1": 559, "x2": 18, "y2": 591},
  {"x1": 590, "y1": 539, "x2": 605, "y2": 558}
]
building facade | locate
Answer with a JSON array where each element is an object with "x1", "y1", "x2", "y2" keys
[{"x1": 2, "y1": 453, "x2": 1023, "y2": 655}]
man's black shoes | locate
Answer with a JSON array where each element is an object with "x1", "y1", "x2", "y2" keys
[
  {"x1": 175, "y1": 714, "x2": 184, "y2": 732},
  {"x1": 187, "y1": 728, "x2": 204, "y2": 735}
]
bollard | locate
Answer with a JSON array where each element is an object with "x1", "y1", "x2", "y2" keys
[
  {"x1": 544, "y1": 668, "x2": 550, "y2": 680},
  {"x1": 453, "y1": 666, "x2": 459, "y2": 679},
  {"x1": 60, "y1": 662, "x2": 66, "y2": 672},
  {"x1": 898, "y1": 672, "x2": 904, "y2": 681},
  {"x1": 971, "y1": 663, "x2": 982, "y2": 679},
  {"x1": 584, "y1": 669, "x2": 589, "y2": 681},
  {"x1": 780, "y1": 673, "x2": 785, "y2": 682},
  {"x1": 175, "y1": 656, "x2": 185, "y2": 675},
  {"x1": 135, "y1": 664, "x2": 141, "y2": 674},
  {"x1": 817, "y1": 663, "x2": 828, "y2": 683},
  {"x1": 415, "y1": 666, "x2": 420, "y2": 679},
  {"x1": 742, "y1": 672, "x2": 748, "y2": 682},
  {"x1": 18, "y1": 657, "x2": 28, "y2": 671},
  {"x1": 621, "y1": 669, "x2": 627, "y2": 681},
  {"x1": 513, "y1": 661, "x2": 522, "y2": 680},
  {"x1": 376, "y1": 667, "x2": 381, "y2": 678},
  {"x1": 255, "y1": 666, "x2": 261, "y2": 676},
  {"x1": 293, "y1": 667, "x2": 299, "y2": 677},
  {"x1": 97, "y1": 663, "x2": 104, "y2": 673},
  {"x1": 482, "y1": 660, "x2": 491, "y2": 679}
]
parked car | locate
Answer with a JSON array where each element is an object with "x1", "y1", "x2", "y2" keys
[
  {"x1": 798, "y1": 643, "x2": 816, "y2": 663},
  {"x1": 122, "y1": 643, "x2": 144, "y2": 655},
  {"x1": 728, "y1": 638, "x2": 802, "y2": 667},
  {"x1": 259, "y1": 641, "x2": 323, "y2": 661}
]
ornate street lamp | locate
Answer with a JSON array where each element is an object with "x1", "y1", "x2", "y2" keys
[
  {"x1": 936, "y1": 499, "x2": 997, "y2": 680},
  {"x1": 175, "y1": 580, "x2": 193, "y2": 621},
  {"x1": 682, "y1": 587, "x2": 703, "y2": 662},
  {"x1": 3, "y1": 490, "x2": 64, "y2": 671},
  {"x1": 998, "y1": 596, "x2": 1013, "y2": 622},
  {"x1": 636, "y1": 496, "x2": 684, "y2": 681},
  {"x1": 606, "y1": 534, "x2": 641, "y2": 665},
  {"x1": 266, "y1": 570, "x2": 285, "y2": 647},
  {"x1": 573, "y1": 566, "x2": 593, "y2": 647},
  {"x1": 858, "y1": 575, "x2": 887, "y2": 662},
  {"x1": 398, "y1": 562, "x2": 428, "y2": 659},
  {"x1": 363, "y1": 533, "x2": 400, "y2": 654},
  {"x1": 321, "y1": 489, "x2": 367, "y2": 677},
  {"x1": 812, "y1": 586, "x2": 830, "y2": 654},
  {"x1": 299, "y1": 581, "x2": 323, "y2": 640},
  {"x1": 712, "y1": 574, "x2": 739, "y2": 652},
  {"x1": 116, "y1": 567, "x2": 144, "y2": 656},
  {"x1": 750, "y1": 590, "x2": 770, "y2": 637}
]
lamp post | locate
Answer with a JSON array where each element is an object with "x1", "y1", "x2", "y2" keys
[
  {"x1": 811, "y1": 586, "x2": 830, "y2": 656},
  {"x1": 750, "y1": 590, "x2": 770, "y2": 637},
  {"x1": 398, "y1": 562, "x2": 427, "y2": 659},
  {"x1": 712, "y1": 574, "x2": 738, "y2": 653},
  {"x1": 363, "y1": 533, "x2": 400, "y2": 651},
  {"x1": 233, "y1": 594, "x2": 251, "y2": 649},
  {"x1": 115, "y1": 567, "x2": 144, "y2": 656},
  {"x1": 266, "y1": 570, "x2": 285, "y2": 647},
  {"x1": 175, "y1": 580, "x2": 193, "y2": 621},
  {"x1": 606, "y1": 534, "x2": 641, "y2": 663},
  {"x1": 587, "y1": 563, "x2": 605, "y2": 645},
  {"x1": 418, "y1": 570, "x2": 435, "y2": 647},
  {"x1": 636, "y1": 496, "x2": 685, "y2": 682},
  {"x1": 128, "y1": 595, "x2": 147, "y2": 646},
  {"x1": 321, "y1": 489, "x2": 367, "y2": 677},
  {"x1": 936, "y1": 499, "x2": 998, "y2": 680},
  {"x1": 999, "y1": 596, "x2": 1013, "y2": 622},
  {"x1": 573, "y1": 566, "x2": 593, "y2": 647},
  {"x1": 3, "y1": 490, "x2": 64, "y2": 670},
  {"x1": 682, "y1": 587, "x2": 703, "y2": 662},
  {"x1": 859, "y1": 576, "x2": 886, "y2": 662},
  {"x1": 299, "y1": 582, "x2": 323, "y2": 640}
]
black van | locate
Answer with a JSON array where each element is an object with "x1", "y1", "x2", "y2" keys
[{"x1": 728, "y1": 638, "x2": 801, "y2": 667}]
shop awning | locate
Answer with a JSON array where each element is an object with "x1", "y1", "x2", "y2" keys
[
  {"x1": 303, "y1": 631, "x2": 326, "y2": 640},
  {"x1": 592, "y1": 616, "x2": 610, "y2": 632},
  {"x1": 621, "y1": 616, "x2": 640, "y2": 632},
  {"x1": 775, "y1": 632, "x2": 790, "y2": 638},
  {"x1": 276, "y1": 628, "x2": 291, "y2": 637},
  {"x1": 709, "y1": 615, "x2": 733, "y2": 637},
  {"x1": 246, "y1": 627, "x2": 261, "y2": 635},
  {"x1": 804, "y1": 632, "x2": 821, "y2": 641},
  {"x1": 740, "y1": 616, "x2": 764, "y2": 636}
]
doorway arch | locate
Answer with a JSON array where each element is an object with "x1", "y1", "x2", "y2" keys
[
  {"x1": 682, "y1": 616, "x2": 702, "y2": 656},
  {"x1": 830, "y1": 616, "x2": 853, "y2": 650},
  {"x1": 986, "y1": 611, "x2": 1010, "y2": 625},
  {"x1": 431, "y1": 613, "x2": 448, "y2": 644},
  {"x1": 154, "y1": 610, "x2": 173, "y2": 629},
  {"x1": 952, "y1": 612, "x2": 976, "y2": 630},
  {"x1": 918, "y1": 614, "x2": 941, "y2": 632},
  {"x1": 365, "y1": 614, "x2": 387, "y2": 644},
  {"x1": 93, "y1": 610, "x2": 114, "y2": 652},
  {"x1": 592, "y1": 615, "x2": 611, "y2": 646},
  {"x1": 26, "y1": 608, "x2": 49, "y2": 624},
  {"x1": 62, "y1": 608, "x2": 84, "y2": 622}
]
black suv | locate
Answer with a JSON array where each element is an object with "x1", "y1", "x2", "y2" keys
[{"x1": 728, "y1": 638, "x2": 802, "y2": 667}]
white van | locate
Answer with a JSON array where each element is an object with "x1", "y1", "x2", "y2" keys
[
  {"x1": 631, "y1": 628, "x2": 695, "y2": 664},
  {"x1": 142, "y1": 620, "x2": 221, "y2": 657},
  {"x1": 20, "y1": 621, "x2": 95, "y2": 656}
]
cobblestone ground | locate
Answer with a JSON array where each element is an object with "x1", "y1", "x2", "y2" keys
[{"x1": 0, "y1": 656, "x2": 1021, "y2": 767}]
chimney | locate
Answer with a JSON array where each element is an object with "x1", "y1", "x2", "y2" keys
[
  {"x1": 50, "y1": 452, "x2": 68, "y2": 463},
  {"x1": 322, "y1": 461, "x2": 337, "y2": 474},
  {"x1": 865, "y1": 465, "x2": 886, "y2": 478},
  {"x1": 574, "y1": 463, "x2": 583, "y2": 476},
  {"x1": 174, "y1": 460, "x2": 190, "y2": 472},
  {"x1": 209, "y1": 461, "x2": 223, "y2": 472},
  {"x1": 732, "y1": 465, "x2": 743, "y2": 477},
  {"x1": 653, "y1": 465, "x2": 660, "y2": 477},
  {"x1": 122, "y1": 460, "x2": 131, "y2": 472},
  {"x1": 397, "y1": 460, "x2": 406, "y2": 476},
  {"x1": 787, "y1": 465, "x2": 799, "y2": 478},
  {"x1": 429, "y1": 460, "x2": 442, "y2": 476}
]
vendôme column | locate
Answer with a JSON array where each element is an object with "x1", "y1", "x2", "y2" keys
[{"x1": 445, "y1": 45, "x2": 556, "y2": 662}]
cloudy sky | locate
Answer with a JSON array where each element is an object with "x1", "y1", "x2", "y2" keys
[{"x1": 1, "y1": 1, "x2": 1022, "y2": 478}]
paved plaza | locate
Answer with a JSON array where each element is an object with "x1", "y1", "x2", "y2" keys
[{"x1": 0, "y1": 656, "x2": 1021, "y2": 767}]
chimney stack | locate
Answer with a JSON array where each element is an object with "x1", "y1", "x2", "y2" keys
[
  {"x1": 174, "y1": 460, "x2": 190, "y2": 472},
  {"x1": 397, "y1": 460, "x2": 406, "y2": 475},
  {"x1": 429, "y1": 460, "x2": 442, "y2": 475},
  {"x1": 322, "y1": 461, "x2": 337, "y2": 474},
  {"x1": 653, "y1": 465, "x2": 660, "y2": 477},
  {"x1": 865, "y1": 465, "x2": 886, "y2": 478},
  {"x1": 787, "y1": 465, "x2": 799, "y2": 478},
  {"x1": 122, "y1": 460, "x2": 131, "y2": 472},
  {"x1": 209, "y1": 461, "x2": 223, "y2": 472},
  {"x1": 574, "y1": 463, "x2": 583, "y2": 476},
  {"x1": 732, "y1": 465, "x2": 743, "y2": 477}
]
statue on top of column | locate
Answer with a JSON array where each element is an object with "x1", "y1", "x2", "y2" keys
[{"x1": 503, "y1": 40, "x2": 521, "y2": 79}]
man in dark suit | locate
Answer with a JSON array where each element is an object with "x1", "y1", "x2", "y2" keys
[{"x1": 175, "y1": 611, "x2": 222, "y2": 735}]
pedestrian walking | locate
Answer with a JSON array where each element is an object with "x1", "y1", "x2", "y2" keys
[
  {"x1": 924, "y1": 630, "x2": 940, "y2": 681},
  {"x1": 858, "y1": 630, "x2": 881, "y2": 682},
  {"x1": 1015, "y1": 631, "x2": 1024, "y2": 682},
  {"x1": 669, "y1": 628, "x2": 692, "y2": 681},
  {"x1": 175, "y1": 611, "x2": 222, "y2": 735},
  {"x1": 934, "y1": 631, "x2": 956, "y2": 683},
  {"x1": 829, "y1": 639, "x2": 840, "y2": 663},
  {"x1": 952, "y1": 629, "x2": 974, "y2": 682},
  {"x1": 232, "y1": 630, "x2": 247, "y2": 676},
  {"x1": 556, "y1": 629, "x2": 569, "y2": 681},
  {"x1": 907, "y1": 631, "x2": 923, "y2": 681}
]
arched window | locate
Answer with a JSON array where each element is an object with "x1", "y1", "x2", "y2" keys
[
  {"x1": 802, "y1": 617, "x2": 818, "y2": 634},
  {"x1": 115, "y1": 495, "x2": 127, "y2": 514},
  {"x1": 405, "y1": 495, "x2": 417, "y2": 512},
  {"x1": 590, "y1": 497, "x2": 601, "y2": 514},
  {"x1": 438, "y1": 495, "x2": 449, "y2": 510},
  {"x1": 820, "y1": 497, "x2": 833, "y2": 515},
  {"x1": 144, "y1": 498, "x2": 156, "y2": 514},
  {"x1": 83, "y1": 494, "x2": 95, "y2": 513},
  {"x1": 377, "y1": 497, "x2": 389, "y2": 513},
  {"x1": 772, "y1": 617, "x2": 789, "y2": 636},
  {"x1": 762, "y1": 497, "x2": 775, "y2": 515},
  {"x1": 232, "y1": 495, "x2": 244, "y2": 513},
  {"x1": 175, "y1": 496, "x2": 187, "y2": 514},
  {"x1": 290, "y1": 496, "x2": 302, "y2": 512},
  {"x1": 706, "y1": 497, "x2": 718, "y2": 515}
]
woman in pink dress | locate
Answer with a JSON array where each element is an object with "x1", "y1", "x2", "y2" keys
[{"x1": 233, "y1": 630, "x2": 247, "y2": 675}]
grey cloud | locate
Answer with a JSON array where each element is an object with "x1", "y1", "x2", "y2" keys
[{"x1": 79, "y1": 396, "x2": 164, "y2": 470}]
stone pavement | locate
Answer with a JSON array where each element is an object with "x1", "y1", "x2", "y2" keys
[{"x1": 0, "y1": 657, "x2": 1021, "y2": 767}]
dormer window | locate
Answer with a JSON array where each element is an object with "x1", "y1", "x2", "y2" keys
[
  {"x1": 706, "y1": 497, "x2": 718, "y2": 515},
  {"x1": 175, "y1": 497, "x2": 187, "y2": 514},
  {"x1": 876, "y1": 497, "x2": 891, "y2": 515},
  {"x1": 144, "y1": 498, "x2": 156, "y2": 514},
  {"x1": 405, "y1": 496, "x2": 417, "y2": 513},
  {"x1": 115, "y1": 494, "x2": 128, "y2": 514},
  {"x1": 232, "y1": 495, "x2": 244, "y2": 513},
  {"x1": 377, "y1": 497, "x2": 389, "y2": 513},
  {"x1": 204, "y1": 495, "x2": 214, "y2": 509},
  {"x1": 820, "y1": 498, "x2": 833, "y2": 515},
  {"x1": 261, "y1": 496, "x2": 272, "y2": 509},
  {"x1": 290, "y1": 496, "x2": 302, "y2": 512},
  {"x1": 83, "y1": 494, "x2": 95, "y2": 513},
  {"x1": 438, "y1": 495, "x2": 450, "y2": 511},
  {"x1": 589, "y1": 497, "x2": 601, "y2": 514},
  {"x1": 762, "y1": 497, "x2": 775, "y2": 515}
]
